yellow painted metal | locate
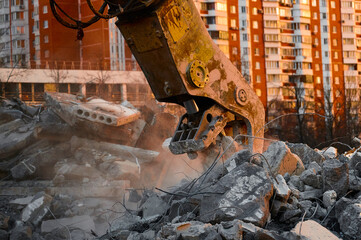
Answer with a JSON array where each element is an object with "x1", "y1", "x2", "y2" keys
[
  {"x1": 163, "y1": 5, "x2": 188, "y2": 43},
  {"x1": 187, "y1": 60, "x2": 209, "y2": 88}
]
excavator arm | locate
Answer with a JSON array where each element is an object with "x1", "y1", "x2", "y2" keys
[{"x1": 50, "y1": 0, "x2": 265, "y2": 155}]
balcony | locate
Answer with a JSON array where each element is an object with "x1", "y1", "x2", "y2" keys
[
  {"x1": 283, "y1": 69, "x2": 296, "y2": 73},
  {"x1": 281, "y1": 42, "x2": 295, "y2": 47},
  {"x1": 281, "y1": 55, "x2": 296, "y2": 60},
  {"x1": 280, "y1": 29, "x2": 294, "y2": 34},
  {"x1": 280, "y1": 16, "x2": 293, "y2": 21}
]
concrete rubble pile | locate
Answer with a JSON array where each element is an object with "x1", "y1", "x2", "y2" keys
[{"x1": 0, "y1": 95, "x2": 361, "y2": 240}]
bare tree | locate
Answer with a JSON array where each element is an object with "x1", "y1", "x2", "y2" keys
[
  {"x1": 45, "y1": 62, "x2": 69, "y2": 91},
  {"x1": 85, "y1": 60, "x2": 111, "y2": 99}
]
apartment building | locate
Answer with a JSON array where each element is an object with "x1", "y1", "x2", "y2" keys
[
  {"x1": 238, "y1": 0, "x2": 361, "y2": 133},
  {"x1": 0, "y1": 0, "x2": 136, "y2": 70}
]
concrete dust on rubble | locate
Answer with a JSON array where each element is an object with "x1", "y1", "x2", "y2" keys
[{"x1": 1, "y1": 96, "x2": 361, "y2": 239}]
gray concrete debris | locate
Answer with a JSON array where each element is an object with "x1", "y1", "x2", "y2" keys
[
  {"x1": 0, "y1": 124, "x2": 38, "y2": 160},
  {"x1": 299, "y1": 189, "x2": 323, "y2": 200},
  {"x1": 273, "y1": 174, "x2": 291, "y2": 202},
  {"x1": 291, "y1": 220, "x2": 340, "y2": 240},
  {"x1": 9, "y1": 225, "x2": 32, "y2": 240},
  {"x1": 21, "y1": 192, "x2": 52, "y2": 226},
  {"x1": 263, "y1": 141, "x2": 305, "y2": 176},
  {"x1": 200, "y1": 163, "x2": 273, "y2": 227},
  {"x1": 286, "y1": 143, "x2": 325, "y2": 167},
  {"x1": 289, "y1": 175, "x2": 305, "y2": 192},
  {"x1": 323, "y1": 190, "x2": 337, "y2": 209},
  {"x1": 300, "y1": 168, "x2": 321, "y2": 189},
  {"x1": 70, "y1": 136, "x2": 159, "y2": 164},
  {"x1": 45, "y1": 92, "x2": 141, "y2": 127},
  {"x1": 41, "y1": 215, "x2": 95, "y2": 234},
  {"x1": 217, "y1": 220, "x2": 242, "y2": 240},
  {"x1": 9, "y1": 196, "x2": 34, "y2": 206},
  {"x1": 349, "y1": 170, "x2": 361, "y2": 191},
  {"x1": 157, "y1": 221, "x2": 219, "y2": 240},
  {"x1": 55, "y1": 162, "x2": 104, "y2": 180},
  {"x1": 308, "y1": 161, "x2": 322, "y2": 174},
  {"x1": 280, "y1": 208, "x2": 302, "y2": 223},
  {"x1": 140, "y1": 194, "x2": 169, "y2": 219},
  {"x1": 11, "y1": 142, "x2": 71, "y2": 180},
  {"x1": 320, "y1": 147, "x2": 338, "y2": 159},
  {"x1": 349, "y1": 152, "x2": 361, "y2": 176},
  {"x1": 337, "y1": 199, "x2": 361, "y2": 239},
  {"x1": 322, "y1": 159, "x2": 349, "y2": 196}
]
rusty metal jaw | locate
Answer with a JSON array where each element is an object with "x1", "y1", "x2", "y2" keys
[{"x1": 169, "y1": 104, "x2": 233, "y2": 155}]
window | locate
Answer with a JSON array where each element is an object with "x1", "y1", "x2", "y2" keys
[
  {"x1": 315, "y1": 64, "x2": 320, "y2": 71},
  {"x1": 315, "y1": 51, "x2": 320, "y2": 58},
  {"x1": 335, "y1": 77, "x2": 340, "y2": 84},
  {"x1": 254, "y1": 48, "x2": 259, "y2": 56},
  {"x1": 324, "y1": 38, "x2": 328, "y2": 45},
  {"x1": 253, "y1": 21, "x2": 258, "y2": 29},
  {"x1": 256, "y1": 89, "x2": 261, "y2": 97},
  {"x1": 44, "y1": 50, "x2": 49, "y2": 58},
  {"x1": 333, "y1": 39, "x2": 338, "y2": 46},
  {"x1": 312, "y1": 0, "x2": 317, "y2": 6},
  {"x1": 241, "y1": 6, "x2": 246, "y2": 13},
  {"x1": 332, "y1": 26, "x2": 337, "y2": 33},
  {"x1": 313, "y1": 12, "x2": 317, "y2": 19},
  {"x1": 43, "y1": 20, "x2": 48, "y2": 29},
  {"x1": 232, "y1": 47, "x2": 238, "y2": 55},
  {"x1": 216, "y1": 2, "x2": 227, "y2": 11},
  {"x1": 332, "y1": 14, "x2": 336, "y2": 21},
  {"x1": 254, "y1": 34, "x2": 259, "y2": 42},
  {"x1": 43, "y1": 5, "x2": 48, "y2": 14},
  {"x1": 331, "y1": 1, "x2": 336, "y2": 8},
  {"x1": 316, "y1": 76, "x2": 321, "y2": 84},
  {"x1": 255, "y1": 62, "x2": 260, "y2": 69},
  {"x1": 252, "y1": 7, "x2": 258, "y2": 15},
  {"x1": 230, "y1": 5, "x2": 236, "y2": 14},
  {"x1": 256, "y1": 75, "x2": 261, "y2": 83},
  {"x1": 323, "y1": 26, "x2": 328, "y2": 33},
  {"x1": 334, "y1": 64, "x2": 339, "y2": 71},
  {"x1": 334, "y1": 51, "x2": 338, "y2": 59},
  {"x1": 230, "y1": 19, "x2": 237, "y2": 28},
  {"x1": 231, "y1": 33, "x2": 237, "y2": 41},
  {"x1": 313, "y1": 25, "x2": 318, "y2": 32},
  {"x1": 44, "y1": 35, "x2": 49, "y2": 43}
]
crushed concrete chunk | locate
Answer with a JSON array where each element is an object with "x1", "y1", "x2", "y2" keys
[
  {"x1": 41, "y1": 215, "x2": 95, "y2": 233},
  {"x1": 217, "y1": 220, "x2": 243, "y2": 240},
  {"x1": 322, "y1": 159, "x2": 349, "y2": 196},
  {"x1": 200, "y1": 163, "x2": 273, "y2": 227},
  {"x1": 9, "y1": 225, "x2": 32, "y2": 240},
  {"x1": 273, "y1": 174, "x2": 291, "y2": 202},
  {"x1": 292, "y1": 220, "x2": 340, "y2": 240},
  {"x1": 300, "y1": 168, "x2": 321, "y2": 189},
  {"x1": 21, "y1": 192, "x2": 52, "y2": 226},
  {"x1": 263, "y1": 141, "x2": 305, "y2": 176},
  {"x1": 337, "y1": 199, "x2": 361, "y2": 239},
  {"x1": 323, "y1": 190, "x2": 337, "y2": 209},
  {"x1": 140, "y1": 194, "x2": 169, "y2": 219},
  {"x1": 287, "y1": 143, "x2": 325, "y2": 167},
  {"x1": 158, "y1": 221, "x2": 219, "y2": 240}
]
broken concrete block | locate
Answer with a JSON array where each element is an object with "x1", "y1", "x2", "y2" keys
[
  {"x1": 9, "y1": 225, "x2": 32, "y2": 240},
  {"x1": 158, "y1": 221, "x2": 219, "y2": 240},
  {"x1": 21, "y1": 192, "x2": 52, "y2": 226},
  {"x1": 323, "y1": 190, "x2": 337, "y2": 209},
  {"x1": 299, "y1": 189, "x2": 323, "y2": 200},
  {"x1": 263, "y1": 141, "x2": 305, "y2": 176},
  {"x1": 320, "y1": 147, "x2": 338, "y2": 159},
  {"x1": 280, "y1": 208, "x2": 302, "y2": 223},
  {"x1": 291, "y1": 220, "x2": 340, "y2": 240},
  {"x1": 287, "y1": 143, "x2": 324, "y2": 166},
  {"x1": 200, "y1": 163, "x2": 273, "y2": 227},
  {"x1": 41, "y1": 215, "x2": 95, "y2": 234},
  {"x1": 349, "y1": 152, "x2": 361, "y2": 176},
  {"x1": 349, "y1": 170, "x2": 361, "y2": 191},
  {"x1": 322, "y1": 159, "x2": 349, "y2": 196},
  {"x1": 9, "y1": 196, "x2": 33, "y2": 206},
  {"x1": 140, "y1": 194, "x2": 169, "y2": 219},
  {"x1": 0, "y1": 119, "x2": 24, "y2": 134},
  {"x1": 45, "y1": 92, "x2": 140, "y2": 126},
  {"x1": 337, "y1": 199, "x2": 361, "y2": 239},
  {"x1": 289, "y1": 175, "x2": 304, "y2": 191},
  {"x1": 273, "y1": 174, "x2": 291, "y2": 202},
  {"x1": 0, "y1": 125, "x2": 38, "y2": 160},
  {"x1": 11, "y1": 142, "x2": 71, "y2": 180},
  {"x1": 99, "y1": 160, "x2": 139, "y2": 181},
  {"x1": 308, "y1": 161, "x2": 322, "y2": 174},
  {"x1": 300, "y1": 168, "x2": 321, "y2": 189},
  {"x1": 217, "y1": 220, "x2": 243, "y2": 240},
  {"x1": 70, "y1": 136, "x2": 159, "y2": 164}
]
